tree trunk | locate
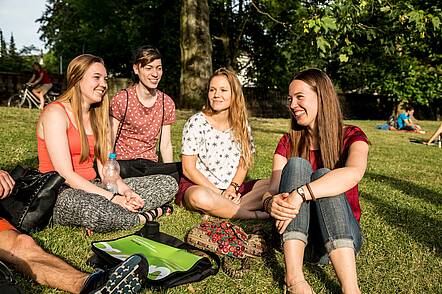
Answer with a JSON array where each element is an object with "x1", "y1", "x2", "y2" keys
[{"x1": 180, "y1": 0, "x2": 212, "y2": 109}]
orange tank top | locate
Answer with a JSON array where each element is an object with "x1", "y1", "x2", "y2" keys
[{"x1": 38, "y1": 101, "x2": 97, "y2": 180}]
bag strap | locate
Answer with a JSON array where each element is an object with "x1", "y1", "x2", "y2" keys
[
  {"x1": 157, "y1": 92, "x2": 165, "y2": 160},
  {"x1": 112, "y1": 89, "x2": 129, "y2": 153}
]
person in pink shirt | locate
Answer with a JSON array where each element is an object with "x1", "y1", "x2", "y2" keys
[{"x1": 110, "y1": 46, "x2": 181, "y2": 183}]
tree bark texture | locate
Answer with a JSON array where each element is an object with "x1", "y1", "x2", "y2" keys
[{"x1": 180, "y1": 0, "x2": 213, "y2": 109}]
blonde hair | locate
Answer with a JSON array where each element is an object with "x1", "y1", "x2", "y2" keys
[
  {"x1": 289, "y1": 69, "x2": 343, "y2": 169},
  {"x1": 57, "y1": 54, "x2": 110, "y2": 164},
  {"x1": 203, "y1": 68, "x2": 253, "y2": 169}
]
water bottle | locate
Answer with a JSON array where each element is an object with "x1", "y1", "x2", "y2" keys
[{"x1": 102, "y1": 152, "x2": 120, "y2": 194}]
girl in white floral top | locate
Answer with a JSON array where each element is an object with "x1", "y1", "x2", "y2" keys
[{"x1": 177, "y1": 68, "x2": 269, "y2": 219}]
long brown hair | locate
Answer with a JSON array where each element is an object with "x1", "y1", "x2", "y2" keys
[
  {"x1": 203, "y1": 68, "x2": 254, "y2": 169},
  {"x1": 289, "y1": 69, "x2": 343, "y2": 169},
  {"x1": 57, "y1": 54, "x2": 110, "y2": 164}
]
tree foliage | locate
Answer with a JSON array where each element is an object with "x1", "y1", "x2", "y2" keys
[
  {"x1": 35, "y1": 0, "x2": 442, "y2": 110},
  {"x1": 0, "y1": 29, "x2": 38, "y2": 72},
  {"x1": 38, "y1": 0, "x2": 181, "y2": 97}
]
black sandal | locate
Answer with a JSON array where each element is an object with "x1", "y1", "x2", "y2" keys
[{"x1": 141, "y1": 204, "x2": 173, "y2": 222}]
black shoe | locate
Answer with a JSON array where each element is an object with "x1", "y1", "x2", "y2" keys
[{"x1": 80, "y1": 254, "x2": 148, "y2": 294}]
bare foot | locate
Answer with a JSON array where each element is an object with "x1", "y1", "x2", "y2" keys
[{"x1": 285, "y1": 280, "x2": 316, "y2": 294}]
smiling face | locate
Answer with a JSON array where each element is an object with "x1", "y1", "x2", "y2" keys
[
  {"x1": 133, "y1": 58, "x2": 163, "y2": 90},
  {"x1": 79, "y1": 62, "x2": 108, "y2": 105},
  {"x1": 208, "y1": 75, "x2": 232, "y2": 113},
  {"x1": 288, "y1": 79, "x2": 318, "y2": 130}
]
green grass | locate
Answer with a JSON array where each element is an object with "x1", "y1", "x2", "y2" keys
[{"x1": 0, "y1": 107, "x2": 441, "y2": 293}]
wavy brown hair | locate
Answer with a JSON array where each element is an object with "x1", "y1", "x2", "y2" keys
[
  {"x1": 203, "y1": 68, "x2": 254, "y2": 169},
  {"x1": 289, "y1": 69, "x2": 343, "y2": 169},
  {"x1": 57, "y1": 54, "x2": 110, "y2": 164}
]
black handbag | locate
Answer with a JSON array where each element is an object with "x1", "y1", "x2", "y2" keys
[
  {"x1": 0, "y1": 166, "x2": 65, "y2": 233},
  {"x1": 89, "y1": 221, "x2": 220, "y2": 289}
]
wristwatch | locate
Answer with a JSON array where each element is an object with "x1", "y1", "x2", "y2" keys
[
  {"x1": 230, "y1": 182, "x2": 240, "y2": 192},
  {"x1": 296, "y1": 186, "x2": 307, "y2": 202}
]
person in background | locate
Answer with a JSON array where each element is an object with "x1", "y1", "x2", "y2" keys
[
  {"x1": 263, "y1": 69, "x2": 369, "y2": 294},
  {"x1": 0, "y1": 169, "x2": 148, "y2": 293},
  {"x1": 397, "y1": 106, "x2": 425, "y2": 133},
  {"x1": 111, "y1": 46, "x2": 181, "y2": 183},
  {"x1": 37, "y1": 54, "x2": 177, "y2": 233},
  {"x1": 177, "y1": 67, "x2": 269, "y2": 219},
  {"x1": 424, "y1": 122, "x2": 442, "y2": 146},
  {"x1": 27, "y1": 62, "x2": 53, "y2": 110}
]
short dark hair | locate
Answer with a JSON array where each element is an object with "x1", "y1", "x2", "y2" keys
[{"x1": 132, "y1": 45, "x2": 161, "y2": 67}]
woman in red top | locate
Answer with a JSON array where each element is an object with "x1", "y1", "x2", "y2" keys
[
  {"x1": 262, "y1": 69, "x2": 369, "y2": 294},
  {"x1": 27, "y1": 62, "x2": 53, "y2": 110}
]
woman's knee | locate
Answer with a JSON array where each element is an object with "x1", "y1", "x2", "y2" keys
[
  {"x1": 311, "y1": 167, "x2": 331, "y2": 181},
  {"x1": 284, "y1": 157, "x2": 311, "y2": 173},
  {"x1": 10, "y1": 233, "x2": 44, "y2": 260},
  {"x1": 185, "y1": 188, "x2": 216, "y2": 211}
]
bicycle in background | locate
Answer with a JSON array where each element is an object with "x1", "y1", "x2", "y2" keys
[{"x1": 7, "y1": 84, "x2": 60, "y2": 109}]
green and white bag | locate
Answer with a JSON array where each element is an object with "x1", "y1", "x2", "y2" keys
[{"x1": 91, "y1": 222, "x2": 220, "y2": 289}]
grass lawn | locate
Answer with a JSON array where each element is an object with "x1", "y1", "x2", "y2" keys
[{"x1": 0, "y1": 106, "x2": 441, "y2": 293}]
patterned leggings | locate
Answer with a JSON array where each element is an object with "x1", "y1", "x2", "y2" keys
[{"x1": 52, "y1": 175, "x2": 178, "y2": 232}]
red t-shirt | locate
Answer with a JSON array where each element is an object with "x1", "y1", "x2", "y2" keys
[
  {"x1": 110, "y1": 85, "x2": 176, "y2": 161},
  {"x1": 274, "y1": 125, "x2": 368, "y2": 222},
  {"x1": 36, "y1": 69, "x2": 52, "y2": 84}
]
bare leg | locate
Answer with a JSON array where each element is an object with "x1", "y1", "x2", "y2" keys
[
  {"x1": 184, "y1": 186, "x2": 268, "y2": 219},
  {"x1": 239, "y1": 179, "x2": 270, "y2": 210},
  {"x1": 329, "y1": 247, "x2": 361, "y2": 294},
  {"x1": 284, "y1": 239, "x2": 314, "y2": 294},
  {"x1": 0, "y1": 230, "x2": 87, "y2": 293},
  {"x1": 426, "y1": 123, "x2": 442, "y2": 144},
  {"x1": 32, "y1": 88, "x2": 45, "y2": 109}
]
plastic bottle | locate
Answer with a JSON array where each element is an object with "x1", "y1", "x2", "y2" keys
[{"x1": 102, "y1": 152, "x2": 120, "y2": 194}]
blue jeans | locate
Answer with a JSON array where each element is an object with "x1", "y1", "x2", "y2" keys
[{"x1": 280, "y1": 157, "x2": 362, "y2": 264}]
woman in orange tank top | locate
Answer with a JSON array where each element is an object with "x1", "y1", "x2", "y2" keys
[{"x1": 36, "y1": 54, "x2": 177, "y2": 233}]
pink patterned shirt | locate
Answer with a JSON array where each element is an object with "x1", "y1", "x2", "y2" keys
[{"x1": 110, "y1": 85, "x2": 176, "y2": 161}]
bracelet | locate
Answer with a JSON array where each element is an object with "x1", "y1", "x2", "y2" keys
[
  {"x1": 230, "y1": 181, "x2": 240, "y2": 192},
  {"x1": 296, "y1": 186, "x2": 307, "y2": 202},
  {"x1": 305, "y1": 183, "x2": 316, "y2": 201},
  {"x1": 110, "y1": 192, "x2": 120, "y2": 201},
  {"x1": 262, "y1": 196, "x2": 273, "y2": 213}
]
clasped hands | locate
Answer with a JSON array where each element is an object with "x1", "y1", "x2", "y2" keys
[
  {"x1": 220, "y1": 186, "x2": 241, "y2": 204},
  {"x1": 267, "y1": 191, "x2": 303, "y2": 234},
  {"x1": 111, "y1": 189, "x2": 145, "y2": 212}
]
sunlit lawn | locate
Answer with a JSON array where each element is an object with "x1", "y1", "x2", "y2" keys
[{"x1": 0, "y1": 107, "x2": 441, "y2": 293}]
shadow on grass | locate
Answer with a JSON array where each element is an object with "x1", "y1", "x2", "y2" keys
[
  {"x1": 262, "y1": 228, "x2": 341, "y2": 293},
  {"x1": 364, "y1": 172, "x2": 442, "y2": 206},
  {"x1": 305, "y1": 263, "x2": 341, "y2": 293},
  {"x1": 363, "y1": 191, "x2": 441, "y2": 257}
]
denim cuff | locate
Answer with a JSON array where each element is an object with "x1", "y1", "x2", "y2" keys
[
  {"x1": 324, "y1": 238, "x2": 354, "y2": 253},
  {"x1": 282, "y1": 230, "x2": 308, "y2": 244}
]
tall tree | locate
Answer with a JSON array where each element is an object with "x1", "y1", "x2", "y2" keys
[
  {"x1": 0, "y1": 29, "x2": 6, "y2": 58},
  {"x1": 8, "y1": 34, "x2": 17, "y2": 57},
  {"x1": 180, "y1": 0, "x2": 212, "y2": 108}
]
